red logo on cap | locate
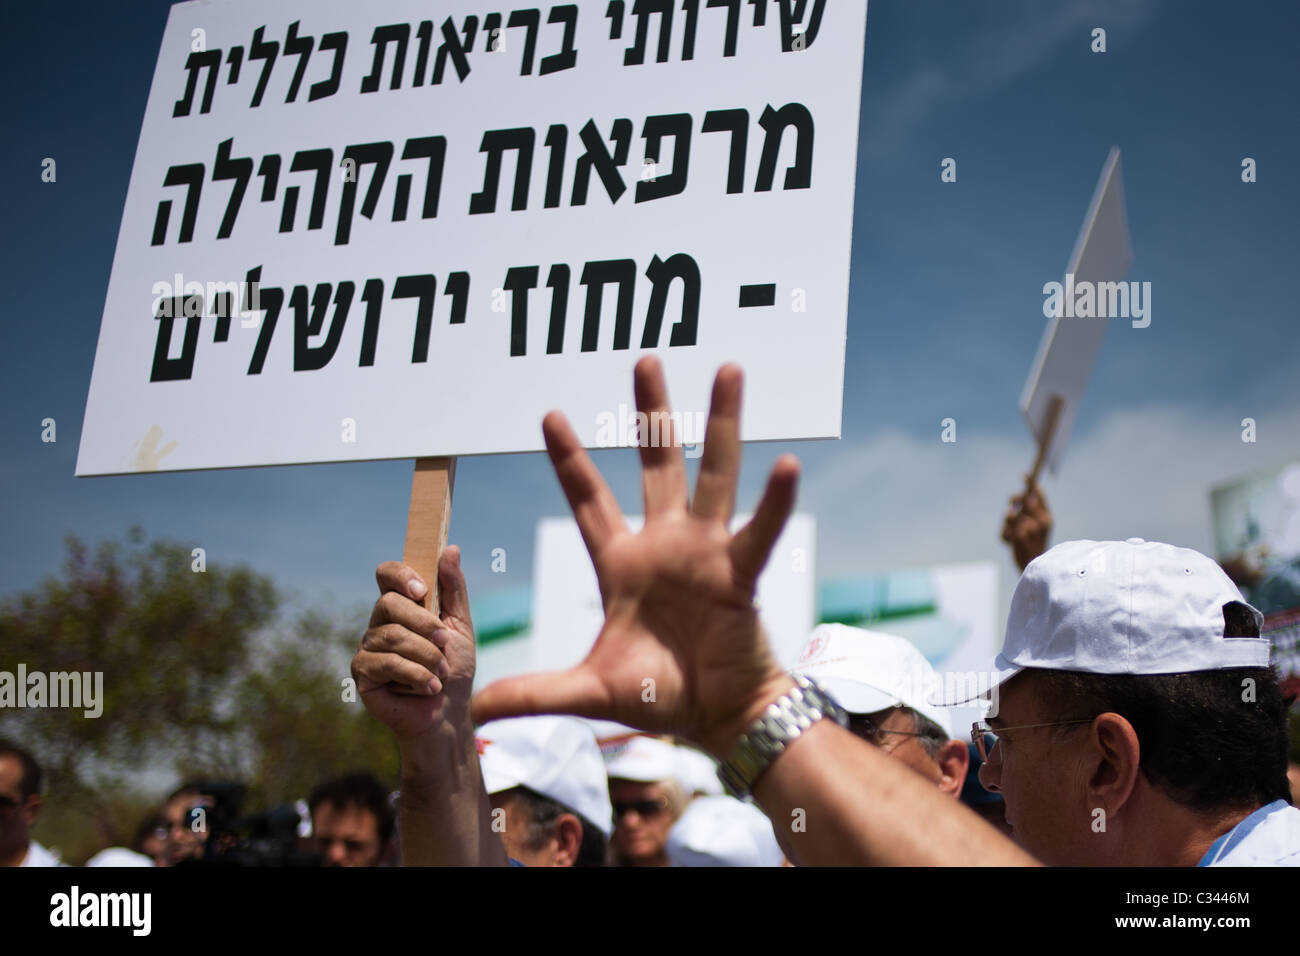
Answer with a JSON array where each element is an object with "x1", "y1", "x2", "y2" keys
[{"x1": 799, "y1": 633, "x2": 827, "y2": 664}]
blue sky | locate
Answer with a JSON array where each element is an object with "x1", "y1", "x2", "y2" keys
[{"x1": 2, "y1": 0, "x2": 1297, "y2": 630}]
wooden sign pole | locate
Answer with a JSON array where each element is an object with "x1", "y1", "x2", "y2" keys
[
  {"x1": 1027, "y1": 394, "x2": 1064, "y2": 487},
  {"x1": 393, "y1": 455, "x2": 456, "y2": 693}
]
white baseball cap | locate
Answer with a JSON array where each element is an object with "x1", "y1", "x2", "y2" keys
[
  {"x1": 671, "y1": 745, "x2": 725, "y2": 797},
  {"x1": 941, "y1": 538, "x2": 1270, "y2": 704},
  {"x1": 476, "y1": 716, "x2": 614, "y2": 837},
  {"x1": 793, "y1": 623, "x2": 955, "y2": 737},
  {"x1": 604, "y1": 734, "x2": 681, "y2": 783},
  {"x1": 667, "y1": 796, "x2": 784, "y2": 867}
]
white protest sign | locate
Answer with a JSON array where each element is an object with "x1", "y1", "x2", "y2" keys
[
  {"x1": 532, "y1": 513, "x2": 816, "y2": 674},
  {"x1": 1020, "y1": 147, "x2": 1134, "y2": 474},
  {"x1": 76, "y1": 0, "x2": 867, "y2": 476}
]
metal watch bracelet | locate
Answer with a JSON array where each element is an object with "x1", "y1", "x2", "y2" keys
[{"x1": 716, "y1": 674, "x2": 848, "y2": 799}]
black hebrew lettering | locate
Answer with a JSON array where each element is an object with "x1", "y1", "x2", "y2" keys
[
  {"x1": 701, "y1": 108, "x2": 747, "y2": 193},
  {"x1": 249, "y1": 26, "x2": 279, "y2": 108},
  {"x1": 707, "y1": 0, "x2": 741, "y2": 57},
  {"x1": 358, "y1": 279, "x2": 384, "y2": 366},
  {"x1": 755, "y1": 102, "x2": 813, "y2": 190},
  {"x1": 285, "y1": 148, "x2": 333, "y2": 230},
  {"x1": 412, "y1": 21, "x2": 434, "y2": 87},
  {"x1": 545, "y1": 264, "x2": 570, "y2": 353},
  {"x1": 748, "y1": 0, "x2": 767, "y2": 28},
  {"x1": 636, "y1": 113, "x2": 691, "y2": 203},
  {"x1": 540, "y1": 5, "x2": 578, "y2": 74},
  {"x1": 445, "y1": 272, "x2": 470, "y2": 325},
  {"x1": 642, "y1": 253, "x2": 700, "y2": 347},
  {"x1": 283, "y1": 20, "x2": 314, "y2": 102},
  {"x1": 507, "y1": 9, "x2": 541, "y2": 75},
  {"x1": 213, "y1": 139, "x2": 252, "y2": 240},
  {"x1": 247, "y1": 284, "x2": 285, "y2": 374},
  {"x1": 336, "y1": 142, "x2": 394, "y2": 245},
  {"x1": 580, "y1": 259, "x2": 636, "y2": 350},
  {"x1": 433, "y1": 16, "x2": 478, "y2": 84},
  {"x1": 392, "y1": 274, "x2": 437, "y2": 362},
  {"x1": 399, "y1": 136, "x2": 447, "y2": 219},
  {"x1": 624, "y1": 0, "x2": 673, "y2": 65},
  {"x1": 150, "y1": 296, "x2": 202, "y2": 382},
  {"x1": 680, "y1": 0, "x2": 700, "y2": 60},
  {"x1": 226, "y1": 45, "x2": 244, "y2": 84},
  {"x1": 502, "y1": 266, "x2": 539, "y2": 356},
  {"x1": 572, "y1": 119, "x2": 631, "y2": 205},
  {"x1": 293, "y1": 281, "x2": 355, "y2": 371},
  {"x1": 777, "y1": 0, "x2": 824, "y2": 51},
  {"x1": 257, "y1": 153, "x2": 280, "y2": 202},
  {"x1": 310, "y1": 31, "x2": 348, "y2": 100},
  {"x1": 212, "y1": 292, "x2": 233, "y2": 343},
  {"x1": 361, "y1": 24, "x2": 410, "y2": 93},
  {"x1": 173, "y1": 49, "x2": 221, "y2": 117},
  {"x1": 151, "y1": 164, "x2": 204, "y2": 246},
  {"x1": 543, "y1": 124, "x2": 568, "y2": 207},
  {"x1": 606, "y1": 1, "x2": 624, "y2": 39},
  {"x1": 470, "y1": 129, "x2": 535, "y2": 214}
]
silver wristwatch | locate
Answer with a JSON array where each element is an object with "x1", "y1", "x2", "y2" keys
[{"x1": 716, "y1": 674, "x2": 848, "y2": 799}]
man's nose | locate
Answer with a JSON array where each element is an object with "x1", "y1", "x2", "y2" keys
[{"x1": 978, "y1": 746, "x2": 1002, "y2": 794}]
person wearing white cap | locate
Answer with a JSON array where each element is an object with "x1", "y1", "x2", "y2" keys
[
  {"x1": 603, "y1": 735, "x2": 687, "y2": 866},
  {"x1": 946, "y1": 538, "x2": 1299, "y2": 866},
  {"x1": 478, "y1": 716, "x2": 612, "y2": 866},
  {"x1": 465, "y1": 358, "x2": 1300, "y2": 866},
  {"x1": 667, "y1": 795, "x2": 784, "y2": 867},
  {"x1": 793, "y1": 625, "x2": 969, "y2": 797}
]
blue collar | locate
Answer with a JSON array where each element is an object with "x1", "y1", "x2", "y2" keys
[{"x1": 1197, "y1": 800, "x2": 1288, "y2": 866}]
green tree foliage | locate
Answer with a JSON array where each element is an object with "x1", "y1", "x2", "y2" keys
[{"x1": 0, "y1": 529, "x2": 396, "y2": 862}]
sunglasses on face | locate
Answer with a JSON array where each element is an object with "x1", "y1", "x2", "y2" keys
[{"x1": 612, "y1": 797, "x2": 669, "y2": 819}]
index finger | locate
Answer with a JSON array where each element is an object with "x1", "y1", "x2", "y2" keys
[
  {"x1": 543, "y1": 410, "x2": 629, "y2": 560},
  {"x1": 376, "y1": 561, "x2": 429, "y2": 602}
]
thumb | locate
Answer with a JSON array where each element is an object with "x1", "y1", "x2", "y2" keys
[
  {"x1": 437, "y1": 545, "x2": 474, "y2": 633},
  {"x1": 471, "y1": 666, "x2": 608, "y2": 725}
]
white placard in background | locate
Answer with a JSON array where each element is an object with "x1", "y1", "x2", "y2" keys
[
  {"x1": 1020, "y1": 147, "x2": 1134, "y2": 473},
  {"x1": 77, "y1": 0, "x2": 868, "y2": 475}
]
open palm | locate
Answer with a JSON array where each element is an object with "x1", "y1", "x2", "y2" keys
[{"x1": 474, "y1": 358, "x2": 799, "y2": 755}]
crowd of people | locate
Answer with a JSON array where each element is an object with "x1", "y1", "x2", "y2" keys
[{"x1": 5, "y1": 358, "x2": 1299, "y2": 867}]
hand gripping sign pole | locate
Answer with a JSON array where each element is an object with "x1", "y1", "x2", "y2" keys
[{"x1": 394, "y1": 456, "x2": 456, "y2": 692}]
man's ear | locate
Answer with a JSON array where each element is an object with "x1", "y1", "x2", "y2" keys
[
  {"x1": 1086, "y1": 713, "x2": 1141, "y2": 820},
  {"x1": 934, "y1": 739, "x2": 970, "y2": 797},
  {"x1": 21, "y1": 794, "x2": 41, "y2": 828},
  {"x1": 551, "y1": 813, "x2": 584, "y2": 867}
]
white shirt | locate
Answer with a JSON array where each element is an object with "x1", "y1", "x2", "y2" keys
[
  {"x1": 19, "y1": 840, "x2": 65, "y2": 867},
  {"x1": 1200, "y1": 800, "x2": 1300, "y2": 867}
]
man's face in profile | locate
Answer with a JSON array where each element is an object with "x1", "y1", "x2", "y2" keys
[
  {"x1": 311, "y1": 802, "x2": 383, "y2": 867},
  {"x1": 848, "y1": 707, "x2": 968, "y2": 796},
  {"x1": 977, "y1": 673, "x2": 1095, "y2": 865}
]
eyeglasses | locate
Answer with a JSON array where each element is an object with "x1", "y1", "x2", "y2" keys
[
  {"x1": 848, "y1": 714, "x2": 929, "y2": 751},
  {"x1": 612, "y1": 798, "x2": 669, "y2": 820},
  {"x1": 970, "y1": 718, "x2": 1095, "y2": 762}
]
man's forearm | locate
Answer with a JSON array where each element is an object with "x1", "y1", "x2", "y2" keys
[
  {"x1": 397, "y1": 715, "x2": 508, "y2": 867},
  {"x1": 749, "y1": 719, "x2": 1039, "y2": 866}
]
